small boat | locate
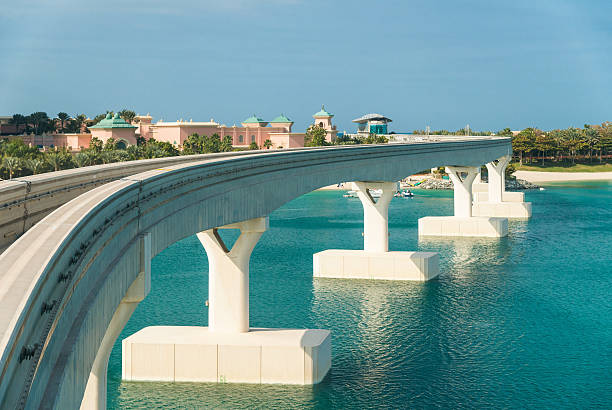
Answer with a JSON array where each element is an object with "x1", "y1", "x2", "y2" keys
[
  {"x1": 343, "y1": 190, "x2": 358, "y2": 198},
  {"x1": 395, "y1": 190, "x2": 414, "y2": 198}
]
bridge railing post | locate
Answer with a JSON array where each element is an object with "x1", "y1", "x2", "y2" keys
[{"x1": 196, "y1": 217, "x2": 268, "y2": 333}]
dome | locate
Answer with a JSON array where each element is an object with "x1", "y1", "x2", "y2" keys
[
  {"x1": 270, "y1": 114, "x2": 293, "y2": 123},
  {"x1": 313, "y1": 105, "x2": 333, "y2": 118}
]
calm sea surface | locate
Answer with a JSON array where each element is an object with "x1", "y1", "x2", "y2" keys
[{"x1": 108, "y1": 181, "x2": 612, "y2": 409}]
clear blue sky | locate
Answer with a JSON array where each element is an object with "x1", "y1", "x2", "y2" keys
[{"x1": 1, "y1": 0, "x2": 611, "y2": 133}]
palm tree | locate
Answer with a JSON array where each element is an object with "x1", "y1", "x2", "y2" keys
[
  {"x1": 75, "y1": 114, "x2": 87, "y2": 133},
  {"x1": 45, "y1": 151, "x2": 63, "y2": 172},
  {"x1": 28, "y1": 112, "x2": 51, "y2": 135},
  {"x1": 118, "y1": 109, "x2": 136, "y2": 124},
  {"x1": 73, "y1": 152, "x2": 91, "y2": 168},
  {"x1": 9, "y1": 114, "x2": 27, "y2": 134},
  {"x1": 263, "y1": 139, "x2": 272, "y2": 149},
  {"x1": 57, "y1": 112, "x2": 69, "y2": 132},
  {"x1": 24, "y1": 158, "x2": 44, "y2": 175},
  {"x1": 2, "y1": 157, "x2": 22, "y2": 179},
  {"x1": 100, "y1": 151, "x2": 117, "y2": 164}
]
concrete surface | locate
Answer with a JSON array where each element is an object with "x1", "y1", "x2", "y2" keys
[
  {"x1": 122, "y1": 326, "x2": 331, "y2": 385},
  {"x1": 313, "y1": 249, "x2": 439, "y2": 281}
]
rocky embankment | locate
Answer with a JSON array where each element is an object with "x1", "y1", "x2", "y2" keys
[{"x1": 417, "y1": 178, "x2": 540, "y2": 190}]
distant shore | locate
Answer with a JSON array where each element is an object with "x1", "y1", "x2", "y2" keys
[{"x1": 513, "y1": 171, "x2": 612, "y2": 182}]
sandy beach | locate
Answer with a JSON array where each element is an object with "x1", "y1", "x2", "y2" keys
[{"x1": 513, "y1": 171, "x2": 612, "y2": 182}]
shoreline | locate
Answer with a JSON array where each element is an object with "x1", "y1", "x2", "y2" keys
[{"x1": 513, "y1": 171, "x2": 612, "y2": 182}]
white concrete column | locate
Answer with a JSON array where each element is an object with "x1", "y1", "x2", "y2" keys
[
  {"x1": 475, "y1": 167, "x2": 482, "y2": 183},
  {"x1": 197, "y1": 217, "x2": 268, "y2": 333},
  {"x1": 445, "y1": 166, "x2": 479, "y2": 217},
  {"x1": 81, "y1": 232, "x2": 151, "y2": 410},
  {"x1": 485, "y1": 155, "x2": 511, "y2": 203},
  {"x1": 352, "y1": 181, "x2": 397, "y2": 252}
]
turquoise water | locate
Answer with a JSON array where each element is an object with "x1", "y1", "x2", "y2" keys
[{"x1": 108, "y1": 181, "x2": 612, "y2": 408}]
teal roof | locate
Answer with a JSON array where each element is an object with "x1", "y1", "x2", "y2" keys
[
  {"x1": 243, "y1": 114, "x2": 266, "y2": 123},
  {"x1": 313, "y1": 105, "x2": 333, "y2": 117},
  {"x1": 270, "y1": 114, "x2": 293, "y2": 123},
  {"x1": 90, "y1": 113, "x2": 137, "y2": 129}
]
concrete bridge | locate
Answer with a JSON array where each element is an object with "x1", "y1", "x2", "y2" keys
[{"x1": 0, "y1": 138, "x2": 527, "y2": 409}]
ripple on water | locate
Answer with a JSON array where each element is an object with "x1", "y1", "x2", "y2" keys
[{"x1": 108, "y1": 186, "x2": 612, "y2": 409}]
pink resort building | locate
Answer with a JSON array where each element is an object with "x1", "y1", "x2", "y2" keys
[
  {"x1": 89, "y1": 113, "x2": 138, "y2": 149},
  {"x1": 147, "y1": 113, "x2": 305, "y2": 149},
  {"x1": 2, "y1": 106, "x2": 338, "y2": 151},
  {"x1": 312, "y1": 105, "x2": 338, "y2": 142}
]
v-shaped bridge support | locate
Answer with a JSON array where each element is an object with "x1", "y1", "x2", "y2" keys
[
  {"x1": 197, "y1": 217, "x2": 268, "y2": 333},
  {"x1": 352, "y1": 181, "x2": 396, "y2": 252}
]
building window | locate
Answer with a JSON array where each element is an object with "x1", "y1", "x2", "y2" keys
[
  {"x1": 319, "y1": 122, "x2": 324, "y2": 127},
  {"x1": 239, "y1": 135, "x2": 244, "y2": 143},
  {"x1": 370, "y1": 124, "x2": 387, "y2": 134},
  {"x1": 251, "y1": 135, "x2": 255, "y2": 142}
]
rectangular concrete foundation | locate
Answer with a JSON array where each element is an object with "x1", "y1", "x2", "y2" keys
[
  {"x1": 122, "y1": 326, "x2": 331, "y2": 385},
  {"x1": 418, "y1": 216, "x2": 508, "y2": 237},
  {"x1": 472, "y1": 201, "x2": 532, "y2": 218},
  {"x1": 473, "y1": 190, "x2": 525, "y2": 203},
  {"x1": 313, "y1": 249, "x2": 439, "y2": 281}
]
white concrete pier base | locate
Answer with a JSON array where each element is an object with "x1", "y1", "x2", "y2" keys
[
  {"x1": 418, "y1": 166, "x2": 509, "y2": 237},
  {"x1": 472, "y1": 155, "x2": 532, "y2": 218},
  {"x1": 418, "y1": 216, "x2": 508, "y2": 237},
  {"x1": 175, "y1": 217, "x2": 330, "y2": 385},
  {"x1": 122, "y1": 326, "x2": 331, "y2": 385},
  {"x1": 314, "y1": 250, "x2": 439, "y2": 280},
  {"x1": 315, "y1": 181, "x2": 439, "y2": 281},
  {"x1": 472, "y1": 201, "x2": 532, "y2": 218}
]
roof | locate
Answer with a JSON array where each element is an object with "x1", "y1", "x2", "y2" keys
[
  {"x1": 90, "y1": 113, "x2": 137, "y2": 129},
  {"x1": 313, "y1": 105, "x2": 333, "y2": 117},
  {"x1": 352, "y1": 113, "x2": 392, "y2": 123},
  {"x1": 243, "y1": 114, "x2": 266, "y2": 123},
  {"x1": 153, "y1": 120, "x2": 219, "y2": 127},
  {"x1": 270, "y1": 114, "x2": 293, "y2": 123}
]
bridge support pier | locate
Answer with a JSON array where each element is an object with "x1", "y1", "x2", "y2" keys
[
  {"x1": 122, "y1": 217, "x2": 331, "y2": 385},
  {"x1": 419, "y1": 167, "x2": 509, "y2": 237},
  {"x1": 472, "y1": 155, "x2": 532, "y2": 218},
  {"x1": 81, "y1": 233, "x2": 151, "y2": 410},
  {"x1": 314, "y1": 181, "x2": 439, "y2": 281}
]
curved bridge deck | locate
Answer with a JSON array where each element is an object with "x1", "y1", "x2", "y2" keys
[{"x1": 0, "y1": 139, "x2": 510, "y2": 409}]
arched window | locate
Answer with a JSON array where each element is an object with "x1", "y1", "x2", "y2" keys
[
  {"x1": 239, "y1": 135, "x2": 244, "y2": 143},
  {"x1": 319, "y1": 122, "x2": 324, "y2": 127},
  {"x1": 251, "y1": 135, "x2": 256, "y2": 142},
  {"x1": 116, "y1": 140, "x2": 127, "y2": 150}
]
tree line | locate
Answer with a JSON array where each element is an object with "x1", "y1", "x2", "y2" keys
[
  {"x1": 0, "y1": 136, "x2": 179, "y2": 179},
  {"x1": 4, "y1": 109, "x2": 137, "y2": 135},
  {"x1": 505, "y1": 124, "x2": 612, "y2": 165},
  {"x1": 415, "y1": 124, "x2": 612, "y2": 165},
  {"x1": 0, "y1": 132, "x2": 268, "y2": 180}
]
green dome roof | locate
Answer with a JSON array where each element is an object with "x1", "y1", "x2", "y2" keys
[
  {"x1": 270, "y1": 114, "x2": 293, "y2": 123},
  {"x1": 313, "y1": 105, "x2": 333, "y2": 117},
  {"x1": 243, "y1": 114, "x2": 266, "y2": 123},
  {"x1": 90, "y1": 112, "x2": 137, "y2": 129}
]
